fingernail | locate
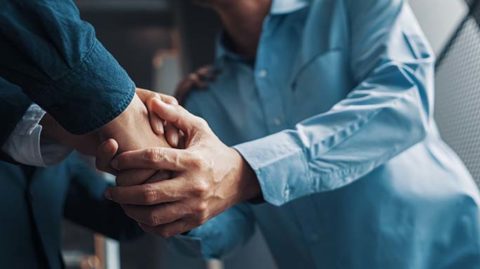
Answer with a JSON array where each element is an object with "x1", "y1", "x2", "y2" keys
[
  {"x1": 111, "y1": 159, "x2": 119, "y2": 170},
  {"x1": 104, "y1": 189, "x2": 112, "y2": 200}
]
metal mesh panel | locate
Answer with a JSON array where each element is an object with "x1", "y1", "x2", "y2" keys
[{"x1": 435, "y1": 1, "x2": 480, "y2": 187}]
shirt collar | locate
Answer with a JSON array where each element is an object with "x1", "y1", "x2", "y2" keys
[
  {"x1": 215, "y1": 32, "x2": 245, "y2": 63},
  {"x1": 215, "y1": 0, "x2": 309, "y2": 62},
  {"x1": 270, "y1": 0, "x2": 309, "y2": 15}
]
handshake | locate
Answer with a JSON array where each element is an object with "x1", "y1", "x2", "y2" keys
[{"x1": 44, "y1": 89, "x2": 260, "y2": 238}]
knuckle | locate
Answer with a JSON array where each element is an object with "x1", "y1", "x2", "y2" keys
[
  {"x1": 190, "y1": 154, "x2": 206, "y2": 170},
  {"x1": 193, "y1": 212, "x2": 208, "y2": 226},
  {"x1": 192, "y1": 180, "x2": 209, "y2": 196},
  {"x1": 144, "y1": 148, "x2": 164, "y2": 164},
  {"x1": 142, "y1": 185, "x2": 158, "y2": 204},
  {"x1": 147, "y1": 212, "x2": 161, "y2": 226},
  {"x1": 195, "y1": 117, "x2": 209, "y2": 129},
  {"x1": 144, "y1": 149, "x2": 158, "y2": 162},
  {"x1": 194, "y1": 201, "x2": 208, "y2": 214},
  {"x1": 159, "y1": 228, "x2": 173, "y2": 238}
]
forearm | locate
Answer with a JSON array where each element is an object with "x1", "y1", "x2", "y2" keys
[{"x1": 0, "y1": 0, "x2": 135, "y2": 134}]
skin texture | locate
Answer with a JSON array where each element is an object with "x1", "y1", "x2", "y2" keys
[
  {"x1": 42, "y1": 89, "x2": 177, "y2": 181},
  {"x1": 94, "y1": 0, "x2": 272, "y2": 238},
  {"x1": 98, "y1": 98, "x2": 260, "y2": 237}
]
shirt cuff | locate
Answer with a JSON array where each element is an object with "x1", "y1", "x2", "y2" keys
[
  {"x1": 1, "y1": 104, "x2": 72, "y2": 167},
  {"x1": 168, "y1": 235, "x2": 205, "y2": 258},
  {"x1": 234, "y1": 131, "x2": 310, "y2": 206},
  {"x1": 30, "y1": 40, "x2": 136, "y2": 135}
]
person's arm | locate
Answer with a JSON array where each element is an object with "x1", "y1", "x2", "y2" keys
[
  {"x1": 0, "y1": 0, "x2": 134, "y2": 135},
  {"x1": 233, "y1": 0, "x2": 433, "y2": 205},
  {"x1": 100, "y1": 0, "x2": 434, "y2": 236},
  {"x1": 63, "y1": 155, "x2": 143, "y2": 241},
  {"x1": 0, "y1": 0, "x2": 174, "y2": 169},
  {"x1": 0, "y1": 78, "x2": 32, "y2": 162}
]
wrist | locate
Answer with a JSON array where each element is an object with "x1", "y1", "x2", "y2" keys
[{"x1": 231, "y1": 148, "x2": 261, "y2": 203}]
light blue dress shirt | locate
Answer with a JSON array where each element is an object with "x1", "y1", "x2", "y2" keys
[{"x1": 171, "y1": 0, "x2": 480, "y2": 268}]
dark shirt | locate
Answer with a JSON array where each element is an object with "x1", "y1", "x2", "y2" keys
[
  {"x1": 0, "y1": 155, "x2": 142, "y2": 269},
  {"x1": 0, "y1": 0, "x2": 135, "y2": 135}
]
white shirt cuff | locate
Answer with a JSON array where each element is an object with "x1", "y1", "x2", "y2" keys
[{"x1": 2, "y1": 104, "x2": 72, "y2": 166}]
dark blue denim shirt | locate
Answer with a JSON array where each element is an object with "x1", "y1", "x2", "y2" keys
[{"x1": 0, "y1": 0, "x2": 135, "y2": 135}]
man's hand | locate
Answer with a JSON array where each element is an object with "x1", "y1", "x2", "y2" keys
[
  {"x1": 102, "y1": 98, "x2": 260, "y2": 237},
  {"x1": 174, "y1": 65, "x2": 218, "y2": 104},
  {"x1": 42, "y1": 88, "x2": 176, "y2": 186}
]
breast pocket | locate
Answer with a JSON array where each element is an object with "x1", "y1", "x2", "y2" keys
[{"x1": 289, "y1": 49, "x2": 351, "y2": 122}]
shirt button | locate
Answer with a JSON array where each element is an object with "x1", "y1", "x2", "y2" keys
[
  {"x1": 273, "y1": 117, "x2": 282, "y2": 126},
  {"x1": 258, "y1": 69, "x2": 268, "y2": 78}
]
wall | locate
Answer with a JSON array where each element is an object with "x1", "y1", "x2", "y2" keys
[{"x1": 409, "y1": 0, "x2": 467, "y2": 54}]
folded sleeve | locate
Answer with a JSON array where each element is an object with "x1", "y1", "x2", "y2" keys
[
  {"x1": 0, "y1": 0, "x2": 135, "y2": 134},
  {"x1": 234, "y1": 0, "x2": 434, "y2": 206},
  {"x1": 168, "y1": 204, "x2": 255, "y2": 259}
]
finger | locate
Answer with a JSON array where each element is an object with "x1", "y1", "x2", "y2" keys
[
  {"x1": 139, "y1": 219, "x2": 193, "y2": 238},
  {"x1": 196, "y1": 66, "x2": 214, "y2": 80},
  {"x1": 116, "y1": 169, "x2": 159, "y2": 186},
  {"x1": 165, "y1": 123, "x2": 179, "y2": 148},
  {"x1": 149, "y1": 98, "x2": 205, "y2": 135},
  {"x1": 105, "y1": 178, "x2": 187, "y2": 205},
  {"x1": 95, "y1": 139, "x2": 119, "y2": 175},
  {"x1": 148, "y1": 105, "x2": 164, "y2": 136},
  {"x1": 122, "y1": 203, "x2": 187, "y2": 226},
  {"x1": 158, "y1": 94, "x2": 178, "y2": 105},
  {"x1": 146, "y1": 94, "x2": 180, "y2": 136},
  {"x1": 112, "y1": 147, "x2": 197, "y2": 171}
]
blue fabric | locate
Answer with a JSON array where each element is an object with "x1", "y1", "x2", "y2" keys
[
  {"x1": 0, "y1": 77, "x2": 31, "y2": 153},
  {"x1": 170, "y1": 0, "x2": 480, "y2": 268},
  {"x1": 0, "y1": 155, "x2": 141, "y2": 269},
  {"x1": 0, "y1": 0, "x2": 135, "y2": 134}
]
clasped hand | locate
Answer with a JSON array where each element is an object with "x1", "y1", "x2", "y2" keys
[{"x1": 97, "y1": 95, "x2": 260, "y2": 238}]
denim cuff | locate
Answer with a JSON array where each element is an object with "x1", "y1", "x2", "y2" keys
[{"x1": 41, "y1": 41, "x2": 135, "y2": 134}]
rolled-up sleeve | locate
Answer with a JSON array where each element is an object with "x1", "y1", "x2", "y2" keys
[
  {"x1": 235, "y1": 0, "x2": 433, "y2": 206},
  {"x1": 0, "y1": 0, "x2": 135, "y2": 134}
]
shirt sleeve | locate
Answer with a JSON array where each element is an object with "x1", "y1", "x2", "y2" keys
[
  {"x1": 169, "y1": 94, "x2": 256, "y2": 259},
  {"x1": 234, "y1": 0, "x2": 434, "y2": 206},
  {"x1": 168, "y1": 204, "x2": 255, "y2": 259},
  {"x1": 63, "y1": 155, "x2": 143, "y2": 241},
  {"x1": 0, "y1": 0, "x2": 135, "y2": 135},
  {"x1": 2, "y1": 104, "x2": 72, "y2": 167},
  {"x1": 0, "y1": 77, "x2": 31, "y2": 156}
]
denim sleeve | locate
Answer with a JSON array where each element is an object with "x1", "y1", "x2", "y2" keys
[
  {"x1": 234, "y1": 0, "x2": 433, "y2": 206},
  {"x1": 0, "y1": 0, "x2": 135, "y2": 134},
  {"x1": 0, "y1": 77, "x2": 31, "y2": 153}
]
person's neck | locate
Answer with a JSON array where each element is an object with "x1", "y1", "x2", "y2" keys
[{"x1": 213, "y1": 0, "x2": 271, "y2": 60}]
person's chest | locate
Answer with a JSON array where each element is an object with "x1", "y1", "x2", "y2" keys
[{"x1": 192, "y1": 2, "x2": 355, "y2": 146}]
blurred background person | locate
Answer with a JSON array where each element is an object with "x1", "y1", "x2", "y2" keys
[{"x1": 0, "y1": 153, "x2": 143, "y2": 269}]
